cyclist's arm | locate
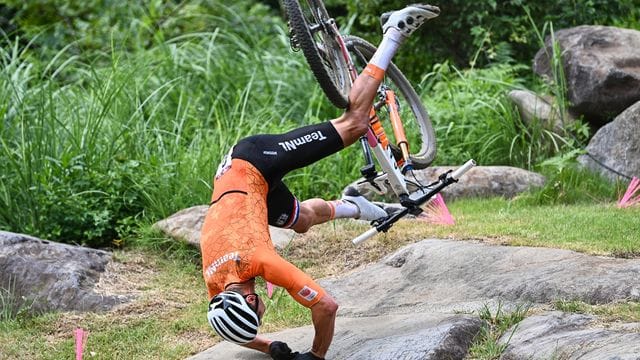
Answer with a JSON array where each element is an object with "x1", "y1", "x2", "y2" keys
[
  {"x1": 256, "y1": 251, "x2": 338, "y2": 358},
  {"x1": 242, "y1": 336, "x2": 271, "y2": 354},
  {"x1": 310, "y1": 295, "x2": 338, "y2": 358}
]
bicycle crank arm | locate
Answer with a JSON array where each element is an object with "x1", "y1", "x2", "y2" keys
[{"x1": 352, "y1": 159, "x2": 476, "y2": 245}]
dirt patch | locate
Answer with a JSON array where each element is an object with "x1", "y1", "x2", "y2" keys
[
  {"x1": 283, "y1": 219, "x2": 431, "y2": 278},
  {"x1": 47, "y1": 250, "x2": 216, "y2": 354},
  {"x1": 94, "y1": 251, "x2": 156, "y2": 298}
]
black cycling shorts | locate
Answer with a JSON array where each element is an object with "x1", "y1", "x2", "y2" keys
[{"x1": 230, "y1": 121, "x2": 344, "y2": 228}]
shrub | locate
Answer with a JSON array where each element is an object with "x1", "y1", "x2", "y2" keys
[
  {"x1": 418, "y1": 61, "x2": 589, "y2": 169},
  {"x1": 0, "y1": 1, "x2": 341, "y2": 247},
  {"x1": 327, "y1": 0, "x2": 640, "y2": 79}
]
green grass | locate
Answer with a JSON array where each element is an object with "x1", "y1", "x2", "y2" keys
[
  {"x1": 553, "y1": 300, "x2": 640, "y2": 323},
  {"x1": 0, "y1": 247, "x2": 210, "y2": 360},
  {"x1": 392, "y1": 197, "x2": 640, "y2": 256},
  {"x1": 0, "y1": 238, "x2": 312, "y2": 360},
  {"x1": 1, "y1": 1, "x2": 638, "y2": 358},
  {"x1": 1, "y1": 197, "x2": 639, "y2": 359},
  {"x1": 467, "y1": 303, "x2": 531, "y2": 360}
]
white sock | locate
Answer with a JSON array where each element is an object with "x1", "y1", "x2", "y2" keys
[
  {"x1": 368, "y1": 28, "x2": 404, "y2": 71},
  {"x1": 328, "y1": 200, "x2": 359, "y2": 219}
]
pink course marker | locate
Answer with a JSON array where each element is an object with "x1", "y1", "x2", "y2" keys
[
  {"x1": 618, "y1": 177, "x2": 640, "y2": 208},
  {"x1": 266, "y1": 281, "x2": 275, "y2": 298},
  {"x1": 75, "y1": 328, "x2": 88, "y2": 360},
  {"x1": 418, "y1": 193, "x2": 455, "y2": 225}
]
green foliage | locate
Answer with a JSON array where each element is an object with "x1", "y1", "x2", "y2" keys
[
  {"x1": 0, "y1": 0, "x2": 629, "y2": 247},
  {"x1": 2, "y1": 0, "x2": 285, "y2": 60},
  {"x1": 419, "y1": 61, "x2": 587, "y2": 169},
  {"x1": 468, "y1": 302, "x2": 530, "y2": 359},
  {"x1": 518, "y1": 163, "x2": 625, "y2": 205},
  {"x1": 0, "y1": 1, "x2": 344, "y2": 246},
  {"x1": 336, "y1": 0, "x2": 640, "y2": 75}
]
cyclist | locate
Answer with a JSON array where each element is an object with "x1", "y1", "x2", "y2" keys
[{"x1": 201, "y1": 4, "x2": 439, "y2": 360}]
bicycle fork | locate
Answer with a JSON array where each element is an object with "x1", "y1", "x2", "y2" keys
[{"x1": 359, "y1": 87, "x2": 412, "y2": 197}]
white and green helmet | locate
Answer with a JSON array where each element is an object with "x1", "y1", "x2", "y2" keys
[{"x1": 207, "y1": 291, "x2": 260, "y2": 344}]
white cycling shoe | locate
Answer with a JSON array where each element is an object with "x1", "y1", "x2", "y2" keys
[
  {"x1": 342, "y1": 187, "x2": 388, "y2": 221},
  {"x1": 381, "y1": 4, "x2": 440, "y2": 37}
]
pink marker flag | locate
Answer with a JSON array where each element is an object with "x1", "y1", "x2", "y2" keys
[
  {"x1": 75, "y1": 328, "x2": 88, "y2": 360},
  {"x1": 266, "y1": 281, "x2": 275, "y2": 298},
  {"x1": 618, "y1": 177, "x2": 640, "y2": 208},
  {"x1": 418, "y1": 193, "x2": 455, "y2": 225}
]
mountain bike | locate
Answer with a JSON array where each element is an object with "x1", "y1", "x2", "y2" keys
[{"x1": 283, "y1": 1, "x2": 476, "y2": 243}]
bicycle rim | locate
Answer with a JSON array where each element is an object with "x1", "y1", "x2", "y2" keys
[
  {"x1": 284, "y1": 0, "x2": 351, "y2": 108},
  {"x1": 343, "y1": 35, "x2": 437, "y2": 169}
]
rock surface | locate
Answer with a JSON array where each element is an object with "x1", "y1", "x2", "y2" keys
[
  {"x1": 189, "y1": 313, "x2": 483, "y2": 360},
  {"x1": 153, "y1": 205, "x2": 297, "y2": 249},
  {"x1": 508, "y1": 89, "x2": 574, "y2": 132},
  {"x1": 534, "y1": 25, "x2": 640, "y2": 127},
  {"x1": 352, "y1": 166, "x2": 546, "y2": 203},
  {"x1": 193, "y1": 239, "x2": 640, "y2": 359},
  {"x1": 499, "y1": 311, "x2": 640, "y2": 359},
  {"x1": 322, "y1": 240, "x2": 640, "y2": 316},
  {"x1": 0, "y1": 231, "x2": 128, "y2": 313},
  {"x1": 578, "y1": 100, "x2": 640, "y2": 181}
]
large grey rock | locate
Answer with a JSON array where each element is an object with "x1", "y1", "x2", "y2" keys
[
  {"x1": 191, "y1": 239, "x2": 640, "y2": 359},
  {"x1": 353, "y1": 166, "x2": 546, "y2": 203},
  {"x1": 0, "y1": 231, "x2": 128, "y2": 314},
  {"x1": 153, "y1": 205, "x2": 297, "y2": 249},
  {"x1": 534, "y1": 25, "x2": 640, "y2": 127},
  {"x1": 192, "y1": 240, "x2": 640, "y2": 360},
  {"x1": 508, "y1": 89, "x2": 575, "y2": 132},
  {"x1": 153, "y1": 205, "x2": 207, "y2": 247},
  {"x1": 500, "y1": 311, "x2": 640, "y2": 359},
  {"x1": 578, "y1": 100, "x2": 640, "y2": 181},
  {"x1": 189, "y1": 313, "x2": 483, "y2": 360},
  {"x1": 321, "y1": 239, "x2": 640, "y2": 317}
]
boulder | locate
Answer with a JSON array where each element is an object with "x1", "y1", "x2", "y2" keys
[
  {"x1": 192, "y1": 239, "x2": 640, "y2": 359},
  {"x1": 508, "y1": 89, "x2": 575, "y2": 132},
  {"x1": 0, "y1": 231, "x2": 128, "y2": 314},
  {"x1": 500, "y1": 311, "x2": 640, "y2": 359},
  {"x1": 321, "y1": 239, "x2": 640, "y2": 316},
  {"x1": 578, "y1": 100, "x2": 640, "y2": 181},
  {"x1": 189, "y1": 313, "x2": 483, "y2": 360},
  {"x1": 533, "y1": 25, "x2": 640, "y2": 127},
  {"x1": 351, "y1": 166, "x2": 546, "y2": 203},
  {"x1": 153, "y1": 205, "x2": 297, "y2": 250},
  {"x1": 153, "y1": 205, "x2": 208, "y2": 247}
]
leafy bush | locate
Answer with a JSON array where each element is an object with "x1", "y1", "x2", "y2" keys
[
  {"x1": 328, "y1": 0, "x2": 640, "y2": 78},
  {"x1": 0, "y1": 1, "x2": 342, "y2": 247},
  {"x1": 0, "y1": 0, "x2": 622, "y2": 248},
  {"x1": 419, "y1": 61, "x2": 588, "y2": 169}
]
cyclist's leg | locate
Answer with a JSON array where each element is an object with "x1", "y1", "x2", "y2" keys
[
  {"x1": 232, "y1": 121, "x2": 344, "y2": 183},
  {"x1": 330, "y1": 4, "x2": 439, "y2": 147},
  {"x1": 267, "y1": 181, "x2": 386, "y2": 233}
]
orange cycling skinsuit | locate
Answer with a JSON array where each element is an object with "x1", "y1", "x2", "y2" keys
[{"x1": 200, "y1": 121, "x2": 343, "y2": 307}]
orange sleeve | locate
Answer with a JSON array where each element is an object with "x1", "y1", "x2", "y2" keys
[{"x1": 253, "y1": 251, "x2": 326, "y2": 308}]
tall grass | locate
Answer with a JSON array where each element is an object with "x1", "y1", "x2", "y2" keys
[
  {"x1": 0, "y1": 1, "x2": 616, "y2": 247},
  {"x1": 419, "y1": 62, "x2": 575, "y2": 168},
  {"x1": 0, "y1": 1, "x2": 347, "y2": 246}
]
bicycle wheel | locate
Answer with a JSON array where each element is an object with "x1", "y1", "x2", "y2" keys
[
  {"x1": 343, "y1": 35, "x2": 437, "y2": 169},
  {"x1": 283, "y1": 0, "x2": 351, "y2": 108}
]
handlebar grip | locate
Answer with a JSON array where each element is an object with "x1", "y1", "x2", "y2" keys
[
  {"x1": 352, "y1": 227, "x2": 379, "y2": 245},
  {"x1": 450, "y1": 159, "x2": 476, "y2": 180}
]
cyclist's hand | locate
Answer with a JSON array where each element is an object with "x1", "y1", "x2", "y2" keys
[
  {"x1": 269, "y1": 341, "x2": 298, "y2": 360},
  {"x1": 294, "y1": 352, "x2": 324, "y2": 360}
]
